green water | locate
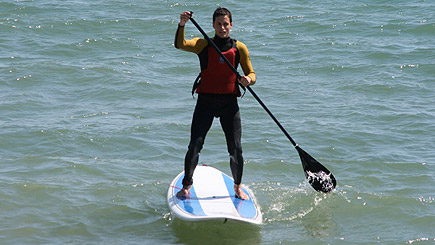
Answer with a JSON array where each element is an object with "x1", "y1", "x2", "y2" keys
[{"x1": 1, "y1": 0, "x2": 434, "y2": 244}]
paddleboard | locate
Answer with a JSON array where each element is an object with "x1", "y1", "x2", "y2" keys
[{"x1": 167, "y1": 165, "x2": 262, "y2": 225}]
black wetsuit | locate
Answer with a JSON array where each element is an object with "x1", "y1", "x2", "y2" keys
[{"x1": 175, "y1": 25, "x2": 256, "y2": 188}]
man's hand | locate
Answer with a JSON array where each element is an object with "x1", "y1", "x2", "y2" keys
[
  {"x1": 238, "y1": 75, "x2": 252, "y2": 87},
  {"x1": 179, "y1": 11, "x2": 192, "y2": 27}
]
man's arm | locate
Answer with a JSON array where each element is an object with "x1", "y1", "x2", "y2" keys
[
  {"x1": 237, "y1": 41, "x2": 256, "y2": 86},
  {"x1": 174, "y1": 11, "x2": 207, "y2": 54}
]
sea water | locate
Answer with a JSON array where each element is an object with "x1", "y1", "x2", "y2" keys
[{"x1": 1, "y1": 0, "x2": 434, "y2": 244}]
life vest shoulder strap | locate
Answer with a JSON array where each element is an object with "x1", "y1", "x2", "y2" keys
[{"x1": 191, "y1": 72, "x2": 201, "y2": 98}]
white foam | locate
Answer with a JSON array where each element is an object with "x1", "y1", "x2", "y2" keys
[{"x1": 306, "y1": 170, "x2": 335, "y2": 192}]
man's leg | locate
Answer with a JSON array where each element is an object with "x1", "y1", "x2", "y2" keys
[
  {"x1": 177, "y1": 96, "x2": 214, "y2": 197},
  {"x1": 220, "y1": 100, "x2": 249, "y2": 200}
]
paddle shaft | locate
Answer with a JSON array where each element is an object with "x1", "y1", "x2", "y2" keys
[
  {"x1": 188, "y1": 16, "x2": 298, "y2": 147},
  {"x1": 188, "y1": 13, "x2": 336, "y2": 193}
]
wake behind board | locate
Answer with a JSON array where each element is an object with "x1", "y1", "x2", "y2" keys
[{"x1": 167, "y1": 165, "x2": 262, "y2": 225}]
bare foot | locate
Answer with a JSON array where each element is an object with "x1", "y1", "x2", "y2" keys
[
  {"x1": 234, "y1": 184, "x2": 249, "y2": 200},
  {"x1": 176, "y1": 185, "x2": 191, "y2": 198}
]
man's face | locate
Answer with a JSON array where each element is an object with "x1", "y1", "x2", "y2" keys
[{"x1": 213, "y1": 15, "x2": 232, "y2": 38}]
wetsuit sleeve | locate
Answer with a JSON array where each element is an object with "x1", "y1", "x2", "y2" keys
[
  {"x1": 174, "y1": 25, "x2": 208, "y2": 54},
  {"x1": 237, "y1": 41, "x2": 256, "y2": 85}
]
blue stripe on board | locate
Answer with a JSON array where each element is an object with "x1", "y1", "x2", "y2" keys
[
  {"x1": 174, "y1": 174, "x2": 206, "y2": 216},
  {"x1": 221, "y1": 173, "x2": 257, "y2": 219}
]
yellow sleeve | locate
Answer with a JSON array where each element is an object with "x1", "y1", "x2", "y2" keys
[
  {"x1": 237, "y1": 41, "x2": 256, "y2": 85},
  {"x1": 174, "y1": 25, "x2": 208, "y2": 54}
]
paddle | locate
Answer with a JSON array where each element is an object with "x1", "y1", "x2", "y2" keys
[{"x1": 187, "y1": 12, "x2": 336, "y2": 193}]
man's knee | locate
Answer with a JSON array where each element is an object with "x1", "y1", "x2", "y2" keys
[
  {"x1": 188, "y1": 137, "x2": 205, "y2": 152},
  {"x1": 228, "y1": 140, "x2": 242, "y2": 154}
]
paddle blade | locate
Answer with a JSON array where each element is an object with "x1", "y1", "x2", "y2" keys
[{"x1": 295, "y1": 146, "x2": 336, "y2": 193}]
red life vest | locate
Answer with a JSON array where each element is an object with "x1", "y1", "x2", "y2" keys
[{"x1": 196, "y1": 44, "x2": 239, "y2": 95}]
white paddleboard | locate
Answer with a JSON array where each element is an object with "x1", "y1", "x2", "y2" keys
[{"x1": 167, "y1": 165, "x2": 262, "y2": 225}]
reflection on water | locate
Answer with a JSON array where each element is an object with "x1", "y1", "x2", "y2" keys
[
  {"x1": 170, "y1": 219, "x2": 262, "y2": 245},
  {"x1": 260, "y1": 181, "x2": 337, "y2": 239},
  {"x1": 301, "y1": 198, "x2": 336, "y2": 238}
]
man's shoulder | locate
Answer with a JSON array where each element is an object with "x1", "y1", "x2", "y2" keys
[
  {"x1": 189, "y1": 37, "x2": 207, "y2": 44},
  {"x1": 195, "y1": 37, "x2": 208, "y2": 49},
  {"x1": 235, "y1": 40, "x2": 249, "y2": 52}
]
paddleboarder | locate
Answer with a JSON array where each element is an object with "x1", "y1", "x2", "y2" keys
[{"x1": 175, "y1": 8, "x2": 256, "y2": 200}]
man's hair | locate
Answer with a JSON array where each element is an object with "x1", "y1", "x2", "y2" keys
[{"x1": 213, "y1": 7, "x2": 232, "y2": 23}]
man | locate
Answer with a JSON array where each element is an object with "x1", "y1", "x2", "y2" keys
[{"x1": 174, "y1": 8, "x2": 255, "y2": 200}]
